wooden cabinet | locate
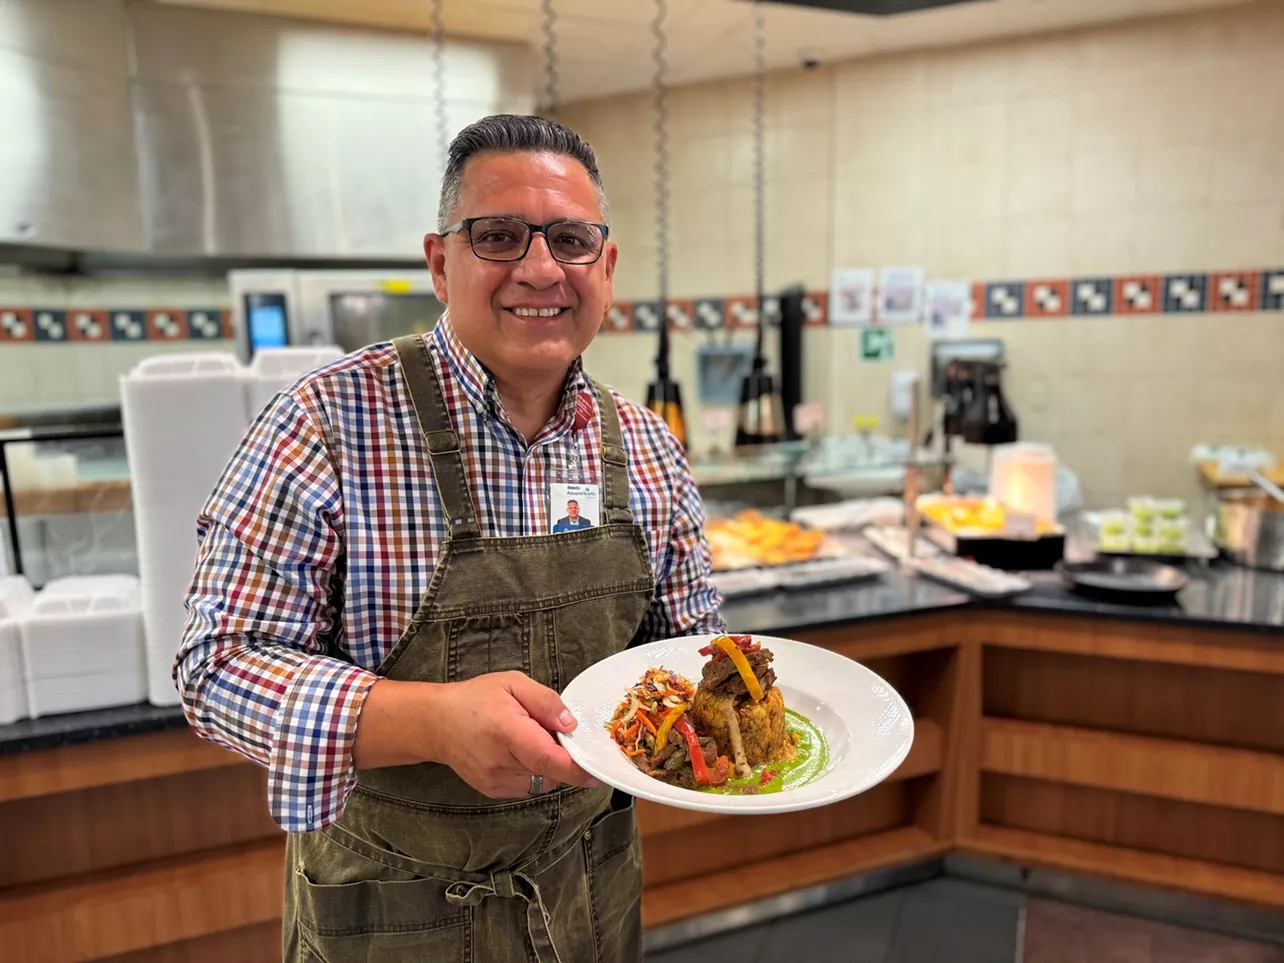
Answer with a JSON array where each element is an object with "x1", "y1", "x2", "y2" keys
[{"x1": 1, "y1": 611, "x2": 1281, "y2": 962}]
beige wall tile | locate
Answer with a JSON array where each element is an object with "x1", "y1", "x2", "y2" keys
[
  {"x1": 1211, "y1": 138, "x2": 1284, "y2": 205},
  {"x1": 1136, "y1": 143, "x2": 1212, "y2": 207},
  {"x1": 1008, "y1": 34, "x2": 1080, "y2": 99},
  {"x1": 1193, "y1": 312, "x2": 1284, "y2": 381},
  {"x1": 1135, "y1": 71, "x2": 1218, "y2": 146},
  {"x1": 1005, "y1": 156, "x2": 1072, "y2": 217},
  {"x1": 928, "y1": 159, "x2": 1007, "y2": 222},
  {"x1": 1068, "y1": 212, "x2": 1138, "y2": 276},
  {"x1": 1072, "y1": 82, "x2": 1148, "y2": 154},
  {"x1": 1006, "y1": 94, "x2": 1075, "y2": 161},
  {"x1": 1003, "y1": 214, "x2": 1071, "y2": 277},
  {"x1": 767, "y1": 180, "x2": 833, "y2": 291},
  {"x1": 832, "y1": 52, "x2": 930, "y2": 115},
  {"x1": 935, "y1": 102, "x2": 1008, "y2": 164},
  {"x1": 1071, "y1": 148, "x2": 1140, "y2": 214},
  {"x1": 1195, "y1": 374, "x2": 1276, "y2": 447},
  {"x1": 1074, "y1": 19, "x2": 1162, "y2": 85},
  {"x1": 1133, "y1": 206, "x2": 1210, "y2": 273},
  {"x1": 936, "y1": 219, "x2": 1005, "y2": 279},
  {"x1": 0, "y1": 345, "x2": 40, "y2": 410},
  {"x1": 926, "y1": 43, "x2": 1012, "y2": 107},
  {"x1": 1206, "y1": 202, "x2": 1284, "y2": 271}
]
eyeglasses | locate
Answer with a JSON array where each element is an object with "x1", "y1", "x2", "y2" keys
[{"x1": 442, "y1": 217, "x2": 610, "y2": 265}]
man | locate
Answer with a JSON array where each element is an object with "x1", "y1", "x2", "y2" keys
[
  {"x1": 552, "y1": 498, "x2": 594, "y2": 533},
  {"x1": 176, "y1": 114, "x2": 723, "y2": 963}
]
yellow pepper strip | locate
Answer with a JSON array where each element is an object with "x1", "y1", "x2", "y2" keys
[
  {"x1": 652, "y1": 704, "x2": 687, "y2": 758},
  {"x1": 714, "y1": 635, "x2": 764, "y2": 701}
]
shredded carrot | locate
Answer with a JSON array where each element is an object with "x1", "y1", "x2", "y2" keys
[
  {"x1": 639, "y1": 714, "x2": 658, "y2": 735},
  {"x1": 623, "y1": 722, "x2": 640, "y2": 741},
  {"x1": 624, "y1": 747, "x2": 647, "y2": 757}
]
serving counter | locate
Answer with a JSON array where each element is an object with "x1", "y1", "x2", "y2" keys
[{"x1": 2, "y1": 566, "x2": 1282, "y2": 962}]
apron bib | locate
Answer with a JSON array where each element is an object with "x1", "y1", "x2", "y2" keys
[{"x1": 283, "y1": 335, "x2": 655, "y2": 963}]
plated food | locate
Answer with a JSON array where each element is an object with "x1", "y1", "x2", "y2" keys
[
  {"x1": 606, "y1": 634, "x2": 826, "y2": 796},
  {"x1": 706, "y1": 511, "x2": 828, "y2": 570},
  {"x1": 558, "y1": 632, "x2": 913, "y2": 815}
]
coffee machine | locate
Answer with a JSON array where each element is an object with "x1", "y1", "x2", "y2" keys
[{"x1": 929, "y1": 340, "x2": 1017, "y2": 486}]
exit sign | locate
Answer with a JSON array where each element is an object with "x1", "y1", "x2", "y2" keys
[{"x1": 860, "y1": 327, "x2": 895, "y2": 361}]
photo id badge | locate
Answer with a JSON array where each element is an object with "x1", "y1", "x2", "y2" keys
[{"x1": 548, "y1": 480, "x2": 601, "y2": 535}]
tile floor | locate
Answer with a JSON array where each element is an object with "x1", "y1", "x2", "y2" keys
[{"x1": 645, "y1": 878, "x2": 1284, "y2": 963}]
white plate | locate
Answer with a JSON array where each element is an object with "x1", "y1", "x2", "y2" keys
[{"x1": 557, "y1": 634, "x2": 914, "y2": 815}]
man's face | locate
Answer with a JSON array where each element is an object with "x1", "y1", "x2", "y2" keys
[
  {"x1": 425, "y1": 151, "x2": 617, "y2": 383},
  {"x1": 567, "y1": 500, "x2": 580, "y2": 519}
]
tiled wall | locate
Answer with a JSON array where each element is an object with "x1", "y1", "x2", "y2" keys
[
  {"x1": 2, "y1": 2, "x2": 1283, "y2": 508},
  {"x1": 564, "y1": 0, "x2": 1284, "y2": 508},
  {"x1": 0, "y1": 272, "x2": 233, "y2": 410}
]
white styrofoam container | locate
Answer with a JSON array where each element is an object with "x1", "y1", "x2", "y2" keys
[
  {"x1": 25, "y1": 669, "x2": 148, "y2": 718},
  {"x1": 21, "y1": 576, "x2": 146, "y2": 717},
  {"x1": 121, "y1": 352, "x2": 251, "y2": 706},
  {"x1": 244, "y1": 345, "x2": 342, "y2": 418},
  {"x1": 0, "y1": 576, "x2": 35, "y2": 724}
]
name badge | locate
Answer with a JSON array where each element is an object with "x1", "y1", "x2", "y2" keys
[{"x1": 548, "y1": 480, "x2": 601, "y2": 535}]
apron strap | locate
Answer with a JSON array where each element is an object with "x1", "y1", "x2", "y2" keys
[
  {"x1": 445, "y1": 870, "x2": 564, "y2": 963},
  {"x1": 591, "y1": 379, "x2": 634, "y2": 525},
  {"x1": 393, "y1": 335, "x2": 481, "y2": 540}
]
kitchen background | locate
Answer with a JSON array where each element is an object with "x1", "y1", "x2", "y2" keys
[{"x1": 1, "y1": 0, "x2": 1282, "y2": 511}]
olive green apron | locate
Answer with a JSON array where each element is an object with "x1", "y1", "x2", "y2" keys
[{"x1": 283, "y1": 335, "x2": 655, "y2": 963}]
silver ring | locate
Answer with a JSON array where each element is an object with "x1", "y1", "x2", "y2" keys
[{"x1": 528, "y1": 773, "x2": 544, "y2": 795}]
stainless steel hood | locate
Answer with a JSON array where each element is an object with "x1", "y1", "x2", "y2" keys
[{"x1": 0, "y1": 0, "x2": 535, "y2": 260}]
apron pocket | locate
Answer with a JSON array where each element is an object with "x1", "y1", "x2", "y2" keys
[
  {"x1": 448, "y1": 613, "x2": 531, "y2": 681},
  {"x1": 585, "y1": 791, "x2": 642, "y2": 963},
  {"x1": 296, "y1": 873, "x2": 471, "y2": 963}
]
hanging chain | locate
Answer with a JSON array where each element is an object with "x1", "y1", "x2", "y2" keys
[
  {"x1": 651, "y1": 0, "x2": 672, "y2": 373},
  {"x1": 540, "y1": 0, "x2": 560, "y2": 114},
  {"x1": 751, "y1": 0, "x2": 766, "y2": 318},
  {"x1": 430, "y1": 0, "x2": 447, "y2": 165},
  {"x1": 652, "y1": 0, "x2": 671, "y2": 316}
]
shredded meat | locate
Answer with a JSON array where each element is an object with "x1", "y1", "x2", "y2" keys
[{"x1": 701, "y1": 648, "x2": 776, "y2": 698}]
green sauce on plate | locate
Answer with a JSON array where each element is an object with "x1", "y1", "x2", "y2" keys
[{"x1": 701, "y1": 709, "x2": 828, "y2": 795}]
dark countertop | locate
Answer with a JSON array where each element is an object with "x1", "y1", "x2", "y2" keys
[{"x1": 3, "y1": 562, "x2": 1281, "y2": 758}]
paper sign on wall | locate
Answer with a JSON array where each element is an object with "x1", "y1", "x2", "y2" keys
[
  {"x1": 792, "y1": 401, "x2": 827, "y2": 435},
  {"x1": 701, "y1": 407, "x2": 735, "y2": 436},
  {"x1": 877, "y1": 266, "x2": 925, "y2": 325},
  {"x1": 829, "y1": 267, "x2": 875, "y2": 325},
  {"x1": 925, "y1": 279, "x2": 972, "y2": 338},
  {"x1": 860, "y1": 327, "x2": 896, "y2": 362}
]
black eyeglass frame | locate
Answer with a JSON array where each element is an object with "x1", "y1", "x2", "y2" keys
[{"x1": 441, "y1": 216, "x2": 611, "y2": 264}]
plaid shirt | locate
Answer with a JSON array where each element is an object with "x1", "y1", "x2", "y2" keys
[{"x1": 176, "y1": 314, "x2": 723, "y2": 832}]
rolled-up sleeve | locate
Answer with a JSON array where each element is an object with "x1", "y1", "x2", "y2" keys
[
  {"x1": 176, "y1": 392, "x2": 378, "y2": 833},
  {"x1": 639, "y1": 430, "x2": 726, "y2": 642}
]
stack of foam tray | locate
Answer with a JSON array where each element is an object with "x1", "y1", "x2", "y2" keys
[
  {"x1": 0, "y1": 576, "x2": 34, "y2": 724},
  {"x1": 120, "y1": 353, "x2": 251, "y2": 706},
  {"x1": 21, "y1": 575, "x2": 146, "y2": 717},
  {"x1": 244, "y1": 345, "x2": 342, "y2": 419}
]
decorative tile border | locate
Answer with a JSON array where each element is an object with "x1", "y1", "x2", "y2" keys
[
  {"x1": 0, "y1": 307, "x2": 231, "y2": 344},
  {"x1": 594, "y1": 266, "x2": 1283, "y2": 331},
  {"x1": 0, "y1": 268, "x2": 1281, "y2": 347}
]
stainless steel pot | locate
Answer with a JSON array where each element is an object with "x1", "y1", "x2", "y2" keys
[{"x1": 1211, "y1": 489, "x2": 1284, "y2": 571}]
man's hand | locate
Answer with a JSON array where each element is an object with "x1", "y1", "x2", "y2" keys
[{"x1": 353, "y1": 673, "x2": 599, "y2": 797}]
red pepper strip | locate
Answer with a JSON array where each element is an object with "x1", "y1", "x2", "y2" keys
[
  {"x1": 674, "y1": 716, "x2": 729, "y2": 786},
  {"x1": 760, "y1": 769, "x2": 779, "y2": 786}
]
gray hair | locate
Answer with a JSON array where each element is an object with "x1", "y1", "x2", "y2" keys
[{"x1": 436, "y1": 114, "x2": 610, "y2": 233}]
